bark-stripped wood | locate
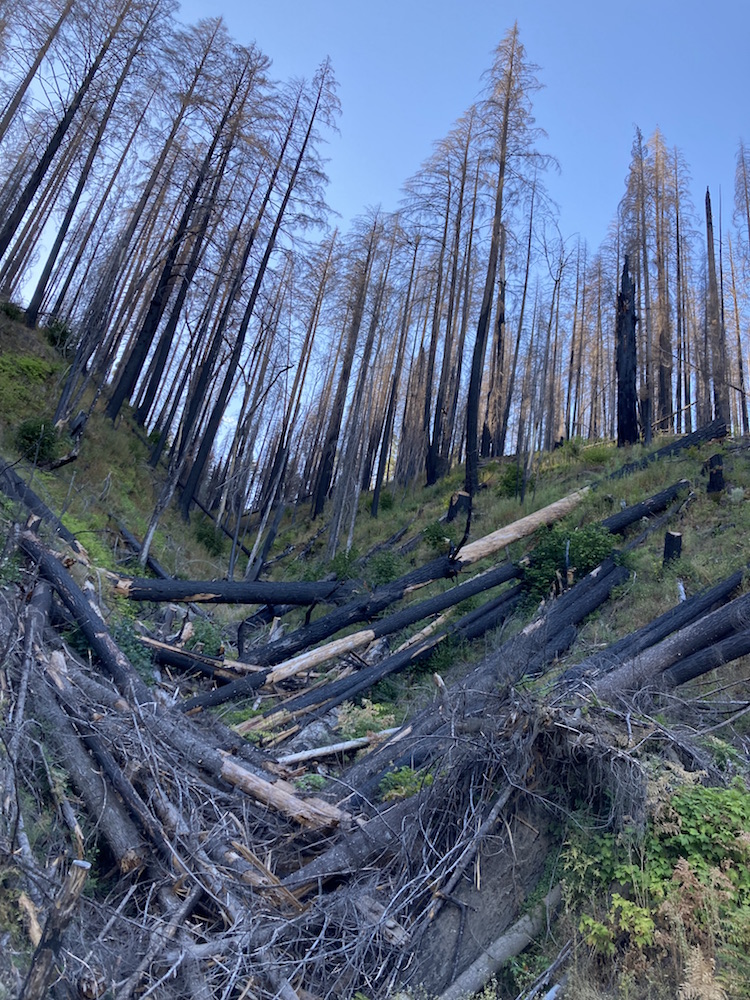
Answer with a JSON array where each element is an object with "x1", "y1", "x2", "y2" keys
[{"x1": 20, "y1": 860, "x2": 91, "y2": 1000}]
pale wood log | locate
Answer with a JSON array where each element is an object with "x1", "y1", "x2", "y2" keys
[
  {"x1": 276, "y1": 729, "x2": 400, "y2": 765},
  {"x1": 218, "y1": 753, "x2": 350, "y2": 830},
  {"x1": 20, "y1": 860, "x2": 91, "y2": 1000},
  {"x1": 436, "y1": 884, "x2": 562, "y2": 1000},
  {"x1": 450, "y1": 487, "x2": 590, "y2": 565}
]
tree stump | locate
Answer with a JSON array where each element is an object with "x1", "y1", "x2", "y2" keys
[
  {"x1": 663, "y1": 530, "x2": 682, "y2": 566},
  {"x1": 447, "y1": 490, "x2": 471, "y2": 523},
  {"x1": 706, "y1": 454, "x2": 725, "y2": 494}
]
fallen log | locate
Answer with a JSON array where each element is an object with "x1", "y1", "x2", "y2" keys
[
  {"x1": 112, "y1": 575, "x2": 353, "y2": 607},
  {"x1": 20, "y1": 860, "x2": 91, "y2": 1000},
  {"x1": 559, "y1": 568, "x2": 745, "y2": 686},
  {"x1": 600, "y1": 479, "x2": 690, "y2": 534},
  {"x1": 115, "y1": 519, "x2": 171, "y2": 579},
  {"x1": 661, "y1": 627, "x2": 750, "y2": 689},
  {"x1": 0, "y1": 458, "x2": 86, "y2": 556},
  {"x1": 436, "y1": 884, "x2": 563, "y2": 1000},
  {"x1": 595, "y1": 586, "x2": 750, "y2": 701},
  {"x1": 139, "y1": 636, "x2": 264, "y2": 682},
  {"x1": 236, "y1": 586, "x2": 525, "y2": 733},
  {"x1": 181, "y1": 566, "x2": 523, "y2": 713},
  {"x1": 609, "y1": 418, "x2": 727, "y2": 480},
  {"x1": 338, "y1": 559, "x2": 630, "y2": 806}
]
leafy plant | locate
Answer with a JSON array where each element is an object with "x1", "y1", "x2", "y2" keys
[
  {"x1": 194, "y1": 517, "x2": 226, "y2": 557},
  {"x1": 185, "y1": 617, "x2": 225, "y2": 657},
  {"x1": 497, "y1": 461, "x2": 534, "y2": 498},
  {"x1": 422, "y1": 520, "x2": 453, "y2": 553},
  {"x1": 379, "y1": 765, "x2": 433, "y2": 801},
  {"x1": 329, "y1": 548, "x2": 360, "y2": 580},
  {"x1": 44, "y1": 316, "x2": 76, "y2": 353},
  {"x1": 524, "y1": 522, "x2": 613, "y2": 602},
  {"x1": 338, "y1": 698, "x2": 396, "y2": 739},
  {"x1": 0, "y1": 299, "x2": 23, "y2": 321},
  {"x1": 295, "y1": 773, "x2": 327, "y2": 792},
  {"x1": 13, "y1": 417, "x2": 60, "y2": 463},
  {"x1": 366, "y1": 551, "x2": 403, "y2": 586}
]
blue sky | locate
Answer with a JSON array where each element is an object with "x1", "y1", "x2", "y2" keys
[{"x1": 178, "y1": 0, "x2": 749, "y2": 249}]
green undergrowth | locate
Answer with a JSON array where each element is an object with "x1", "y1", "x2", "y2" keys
[{"x1": 563, "y1": 773, "x2": 750, "y2": 996}]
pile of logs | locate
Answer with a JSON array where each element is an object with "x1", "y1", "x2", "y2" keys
[{"x1": 2, "y1": 422, "x2": 746, "y2": 1000}]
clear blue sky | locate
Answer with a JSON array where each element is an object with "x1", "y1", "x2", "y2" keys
[{"x1": 177, "y1": 0, "x2": 750, "y2": 249}]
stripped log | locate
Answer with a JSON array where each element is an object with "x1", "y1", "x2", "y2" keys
[
  {"x1": 235, "y1": 586, "x2": 524, "y2": 733},
  {"x1": 20, "y1": 860, "x2": 91, "y2": 1000}
]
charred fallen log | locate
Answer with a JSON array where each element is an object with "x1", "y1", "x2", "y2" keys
[
  {"x1": 112, "y1": 574, "x2": 354, "y2": 607},
  {"x1": 600, "y1": 479, "x2": 690, "y2": 534},
  {"x1": 0, "y1": 459, "x2": 86, "y2": 556},
  {"x1": 610, "y1": 418, "x2": 727, "y2": 480},
  {"x1": 559, "y1": 568, "x2": 745, "y2": 686}
]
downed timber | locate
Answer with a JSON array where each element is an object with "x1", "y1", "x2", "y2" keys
[
  {"x1": 436, "y1": 884, "x2": 563, "y2": 1000},
  {"x1": 661, "y1": 627, "x2": 750, "y2": 689},
  {"x1": 600, "y1": 479, "x2": 690, "y2": 534},
  {"x1": 559, "y1": 568, "x2": 745, "y2": 686},
  {"x1": 218, "y1": 754, "x2": 349, "y2": 830},
  {"x1": 112, "y1": 574, "x2": 353, "y2": 607},
  {"x1": 213, "y1": 487, "x2": 590, "y2": 673},
  {"x1": 276, "y1": 728, "x2": 400, "y2": 765},
  {"x1": 181, "y1": 564, "x2": 522, "y2": 713},
  {"x1": 20, "y1": 860, "x2": 91, "y2": 1000},
  {"x1": 236, "y1": 585, "x2": 525, "y2": 732},
  {"x1": 594, "y1": 586, "x2": 750, "y2": 702},
  {"x1": 20, "y1": 530, "x2": 152, "y2": 703},
  {"x1": 0, "y1": 458, "x2": 86, "y2": 556},
  {"x1": 139, "y1": 636, "x2": 264, "y2": 681},
  {"x1": 337, "y1": 559, "x2": 630, "y2": 806},
  {"x1": 115, "y1": 519, "x2": 171, "y2": 579},
  {"x1": 610, "y1": 417, "x2": 727, "y2": 480},
  {"x1": 18, "y1": 530, "x2": 350, "y2": 830}
]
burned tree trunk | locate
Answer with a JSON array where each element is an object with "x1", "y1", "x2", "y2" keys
[{"x1": 616, "y1": 254, "x2": 639, "y2": 446}]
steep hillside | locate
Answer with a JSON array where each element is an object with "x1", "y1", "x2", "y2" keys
[{"x1": 2, "y1": 319, "x2": 750, "y2": 1000}]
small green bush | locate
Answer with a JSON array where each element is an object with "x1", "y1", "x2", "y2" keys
[
  {"x1": 524, "y1": 522, "x2": 613, "y2": 602},
  {"x1": 185, "y1": 617, "x2": 225, "y2": 657},
  {"x1": 366, "y1": 551, "x2": 403, "y2": 586},
  {"x1": 378, "y1": 490, "x2": 395, "y2": 511},
  {"x1": 194, "y1": 517, "x2": 226, "y2": 557},
  {"x1": 497, "y1": 462, "x2": 534, "y2": 498},
  {"x1": 329, "y1": 548, "x2": 360, "y2": 581},
  {"x1": 423, "y1": 520, "x2": 453, "y2": 553},
  {"x1": 379, "y1": 766, "x2": 433, "y2": 801},
  {"x1": 44, "y1": 316, "x2": 76, "y2": 354},
  {"x1": 13, "y1": 417, "x2": 60, "y2": 463},
  {"x1": 0, "y1": 300, "x2": 23, "y2": 321}
]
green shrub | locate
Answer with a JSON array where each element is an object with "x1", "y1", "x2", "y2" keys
[
  {"x1": 13, "y1": 417, "x2": 60, "y2": 463},
  {"x1": 378, "y1": 490, "x2": 395, "y2": 511},
  {"x1": 194, "y1": 517, "x2": 226, "y2": 557},
  {"x1": 366, "y1": 551, "x2": 403, "y2": 586},
  {"x1": 379, "y1": 766, "x2": 433, "y2": 801},
  {"x1": 422, "y1": 520, "x2": 453, "y2": 553},
  {"x1": 185, "y1": 617, "x2": 225, "y2": 657},
  {"x1": 497, "y1": 462, "x2": 534, "y2": 498},
  {"x1": 44, "y1": 316, "x2": 76, "y2": 354},
  {"x1": 0, "y1": 300, "x2": 23, "y2": 321},
  {"x1": 329, "y1": 548, "x2": 360, "y2": 581},
  {"x1": 524, "y1": 522, "x2": 613, "y2": 602}
]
